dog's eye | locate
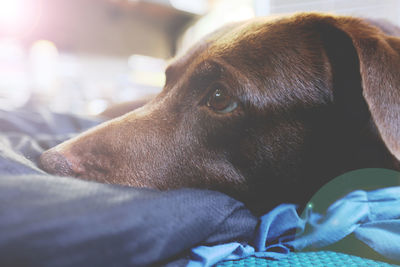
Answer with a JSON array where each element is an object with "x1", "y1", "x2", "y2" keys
[{"x1": 206, "y1": 87, "x2": 238, "y2": 114}]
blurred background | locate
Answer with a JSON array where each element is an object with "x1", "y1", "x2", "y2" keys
[{"x1": 1, "y1": 0, "x2": 400, "y2": 115}]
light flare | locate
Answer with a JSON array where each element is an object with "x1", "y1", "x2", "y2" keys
[{"x1": 0, "y1": 0, "x2": 42, "y2": 37}]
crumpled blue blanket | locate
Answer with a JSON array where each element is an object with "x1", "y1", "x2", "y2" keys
[{"x1": 189, "y1": 184, "x2": 400, "y2": 266}]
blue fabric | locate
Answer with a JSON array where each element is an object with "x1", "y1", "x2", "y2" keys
[
  {"x1": 188, "y1": 187, "x2": 400, "y2": 266},
  {"x1": 0, "y1": 175, "x2": 257, "y2": 267}
]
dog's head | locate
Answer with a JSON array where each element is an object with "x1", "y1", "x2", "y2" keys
[{"x1": 40, "y1": 13, "x2": 400, "y2": 214}]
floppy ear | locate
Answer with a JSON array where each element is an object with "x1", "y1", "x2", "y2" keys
[{"x1": 316, "y1": 15, "x2": 400, "y2": 161}]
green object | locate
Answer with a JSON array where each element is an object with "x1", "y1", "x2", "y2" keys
[
  {"x1": 216, "y1": 251, "x2": 399, "y2": 266},
  {"x1": 304, "y1": 168, "x2": 400, "y2": 214}
]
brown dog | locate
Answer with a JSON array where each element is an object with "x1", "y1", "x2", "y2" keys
[{"x1": 40, "y1": 13, "x2": 400, "y2": 215}]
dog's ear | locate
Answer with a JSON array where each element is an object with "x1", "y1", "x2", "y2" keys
[{"x1": 315, "y1": 15, "x2": 400, "y2": 160}]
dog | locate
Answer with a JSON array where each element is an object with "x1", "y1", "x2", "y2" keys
[{"x1": 39, "y1": 13, "x2": 400, "y2": 215}]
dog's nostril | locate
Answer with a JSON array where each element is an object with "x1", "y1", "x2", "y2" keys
[{"x1": 39, "y1": 150, "x2": 78, "y2": 176}]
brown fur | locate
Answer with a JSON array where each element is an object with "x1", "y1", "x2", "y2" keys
[{"x1": 40, "y1": 13, "x2": 400, "y2": 215}]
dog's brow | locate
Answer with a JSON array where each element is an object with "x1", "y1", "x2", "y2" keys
[
  {"x1": 191, "y1": 61, "x2": 222, "y2": 84},
  {"x1": 165, "y1": 61, "x2": 222, "y2": 88}
]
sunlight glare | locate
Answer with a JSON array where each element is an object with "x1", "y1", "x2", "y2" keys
[{"x1": 0, "y1": 0, "x2": 24, "y2": 26}]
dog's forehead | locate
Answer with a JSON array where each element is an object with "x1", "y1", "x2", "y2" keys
[
  {"x1": 167, "y1": 16, "x2": 299, "y2": 73},
  {"x1": 166, "y1": 20, "x2": 264, "y2": 78},
  {"x1": 210, "y1": 18, "x2": 273, "y2": 49}
]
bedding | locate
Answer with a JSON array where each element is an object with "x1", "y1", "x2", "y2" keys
[{"x1": 190, "y1": 185, "x2": 400, "y2": 266}]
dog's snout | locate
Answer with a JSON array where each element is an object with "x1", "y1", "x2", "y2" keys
[{"x1": 39, "y1": 149, "x2": 82, "y2": 177}]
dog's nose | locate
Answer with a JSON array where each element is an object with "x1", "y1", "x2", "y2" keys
[{"x1": 39, "y1": 149, "x2": 82, "y2": 176}]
